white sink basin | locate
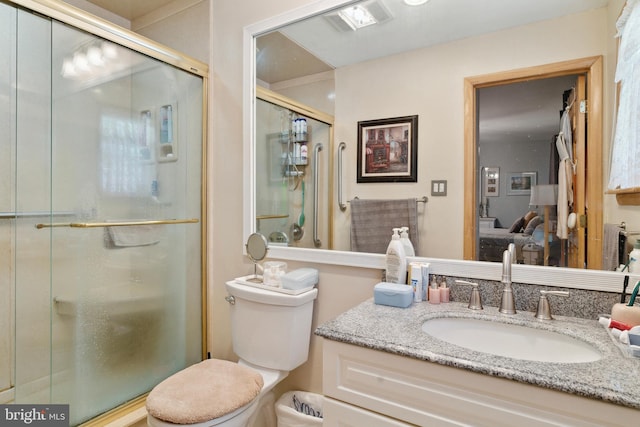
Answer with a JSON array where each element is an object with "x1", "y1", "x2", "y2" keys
[{"x1": 422, "y1": 317, "x2": 602, "y2": 363}]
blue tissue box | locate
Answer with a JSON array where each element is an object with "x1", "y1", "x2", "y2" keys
[{"x1": 374, "y1": 282, "x2": 413, "y2": 308}]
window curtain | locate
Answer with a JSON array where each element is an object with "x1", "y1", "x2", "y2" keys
[{"x1": 608, "y1": 0, "x2": 640, "y2": 190}]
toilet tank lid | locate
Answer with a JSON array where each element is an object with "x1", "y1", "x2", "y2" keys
[{"x1": 225, "y1": 280, "x2": 318, "y2": 306}]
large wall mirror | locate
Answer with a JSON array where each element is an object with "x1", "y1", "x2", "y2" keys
[{"x1": 245, "y1": 0, "x2": 628, "y2": 276}]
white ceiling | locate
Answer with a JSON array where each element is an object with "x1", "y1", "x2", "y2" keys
[{"x1": 278, "y1": 0, "x2": 609, "y2": 70}]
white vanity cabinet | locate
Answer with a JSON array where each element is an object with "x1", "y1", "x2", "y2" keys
[{"x1": 322, "y1": 339, "x2": 638, "y2": 427}]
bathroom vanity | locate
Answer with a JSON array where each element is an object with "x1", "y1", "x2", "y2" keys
[{"x1": 316, "y1": 301, "x2": 640, "y2": 426}]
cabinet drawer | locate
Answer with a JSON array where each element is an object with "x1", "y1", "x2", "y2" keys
[
  {"x1": 322, "y1": 340, "x2": 638, "y2": 426},
  {"x1": 323, "y1": 397, "x2": 412, "y2": 427}
]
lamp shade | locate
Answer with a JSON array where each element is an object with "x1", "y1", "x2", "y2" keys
[{"x1": 530, "y1": 184, "x2": 558, "y2": 206}]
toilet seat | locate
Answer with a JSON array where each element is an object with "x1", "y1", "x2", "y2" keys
[
  {"x1": 147, "y1": 399, "x2": 258, "y2": 427},
  {"x1": 146, "y1": 359, "x2": 263, "y2": 425}
]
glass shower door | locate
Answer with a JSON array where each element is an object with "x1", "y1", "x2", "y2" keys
[{"x1": 47, "y1": 22, "x2": 203, "y2": 424}]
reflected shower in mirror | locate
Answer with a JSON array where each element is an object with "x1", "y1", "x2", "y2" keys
[
  {"x1": 255, "y1": 88, "x2": 333, "y2": 249},
  {"x1": 251, "y1": 0, "x2": 616, "y2": 270}
]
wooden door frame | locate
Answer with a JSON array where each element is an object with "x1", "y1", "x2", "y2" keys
[{"x1": 463, "y1": 56, "x2": 603, "y2": 269}]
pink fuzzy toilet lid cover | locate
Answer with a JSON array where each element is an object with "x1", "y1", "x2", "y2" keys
[{"x1": 146, "y1": 359, "x2": 264, "y2": 424}]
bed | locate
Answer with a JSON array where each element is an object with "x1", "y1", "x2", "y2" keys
[
  {"x1": 478, "y1": 211, "x2": 560, "y2": 265},
  {"x1": 478, "y1": 228, "x2": 533, "y2": 263}
]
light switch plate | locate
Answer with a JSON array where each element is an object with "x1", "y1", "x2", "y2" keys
[{"x1": 431, "y1": 180, "x2": 447, "y2": 196}]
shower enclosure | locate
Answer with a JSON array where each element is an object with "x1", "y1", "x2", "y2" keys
[{"x1": 0, "y1": 1, "x2": 207, "y2": 425}]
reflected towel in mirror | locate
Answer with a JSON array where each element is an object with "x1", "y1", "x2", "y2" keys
[
  {"x1": 603, "y1": 223, "x2": 623, "y2": 271},
  {"x1": 350, "y1": 198, "x2": 419, "y2": 254}
]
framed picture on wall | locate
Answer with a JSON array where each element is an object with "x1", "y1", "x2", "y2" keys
[
  {"x1": 483, "y1": 166, "x2": 500, "y2": 197},
  {"x1": 507, "y1": 171, "x2": 537, "y2": 195},
  {"x1": 356, "y1": 115, "x2": 418, "y2": 183}
]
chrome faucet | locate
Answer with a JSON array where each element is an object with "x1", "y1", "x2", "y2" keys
[{"x1": 499, "y1": 243, "x2": 516, "y2": 314}]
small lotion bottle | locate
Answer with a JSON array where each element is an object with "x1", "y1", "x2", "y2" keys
[
  {"x1": 429, "y1": 281, "x2": 440, "y2": 304},
  {"x1": 439, "y1": 281, "x2": 450, "y2": 303}
]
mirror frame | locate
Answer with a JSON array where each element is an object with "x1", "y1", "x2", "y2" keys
[{"x1": 243, "y1": 0, "x2": 632, "y2": 293}]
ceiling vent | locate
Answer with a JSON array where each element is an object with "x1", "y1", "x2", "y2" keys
[{"x1": 324, "y1": 0, "x2": 392, "y2": 32}]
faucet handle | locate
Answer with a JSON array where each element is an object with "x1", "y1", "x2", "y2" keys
[
  {"x1": 535, "y1": 290, "x2": 570, "y2": 320},
  {"x1": 455, "y1": 280, "x2": 483, "y2": 310}
]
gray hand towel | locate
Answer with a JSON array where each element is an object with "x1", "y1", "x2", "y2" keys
[{"x1": 350, "y1": 198, "x2": 419, "y2": 254}]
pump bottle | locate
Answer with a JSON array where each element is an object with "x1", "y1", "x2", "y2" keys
[
  {"x1": 385, "y1": 228, "x2": 407, "y2": 284},
  {"x1": 399, "y1": 226, "x2": 415, "y2": 257}
]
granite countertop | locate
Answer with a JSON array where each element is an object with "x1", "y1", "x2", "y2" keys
[{"x1": 315, "y1": 299, "x2": 640, "y2": 409}]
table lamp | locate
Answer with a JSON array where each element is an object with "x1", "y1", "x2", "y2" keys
[{"x1": 529, "y1": 184, "x2": 558, "y2": 266}]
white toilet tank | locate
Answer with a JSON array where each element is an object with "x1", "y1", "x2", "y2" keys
[{"x1": 225, "y1": 281, "x2": 318, "y2": 371}]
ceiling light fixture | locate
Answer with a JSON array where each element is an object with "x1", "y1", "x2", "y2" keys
[
  {"x1": 338, "y1": 5, "x2": 377, "y2": 30},
  {"x1": 403, "y1": 0, "x2": 429, "y2": 5}
]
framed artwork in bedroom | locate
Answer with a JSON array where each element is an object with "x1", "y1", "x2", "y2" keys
[
  {"x1": 507, "y1": 171, "x2": 537, "y2": 196},
  {"x1": 484, "y1": 166, "x2": 500, "y2": 197}
]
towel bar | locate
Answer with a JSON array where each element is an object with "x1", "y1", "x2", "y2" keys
[
  {"x1": 619, "y1": 222, "x2": 640, "y2": 236},
  {"x1": 348, "y1": 196, "x2": 428, "y2": 204},
  {"x1": 0, "y1": 211, "x2": 75, "y2": 219},
  {"x1": 35, "y1": 218, "x2": 199, "y2": 229},
  {"x1": 256, "y1": 214, "x2": 289, "y2": 220}
]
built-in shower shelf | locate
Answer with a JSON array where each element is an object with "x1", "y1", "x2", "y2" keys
[{"x1": 54, "y1": 284, "x2": 164, "y2": 318}]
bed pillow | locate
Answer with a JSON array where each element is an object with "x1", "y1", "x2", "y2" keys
[
  {"x1": 509, "y1": 216, "x2": 525, "y2": 233},
  {"x1": 523, "y1": 210, "x2": 537, "y2": 228},
  {"x1": 524, "y1": 215, "x2": 543, "y2": 235}
]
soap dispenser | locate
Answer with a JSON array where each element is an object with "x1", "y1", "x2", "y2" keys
[
  {"x1": 399, "y1": 226, "x2": 415, "y2": 257},
  {"x1": 385, "y1": 228, "x2": 407, "y2": 284}
]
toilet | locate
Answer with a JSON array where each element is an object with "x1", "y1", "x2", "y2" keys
[{"x1": 146, "y1": 279, "x2": 318, "y2": 427}]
